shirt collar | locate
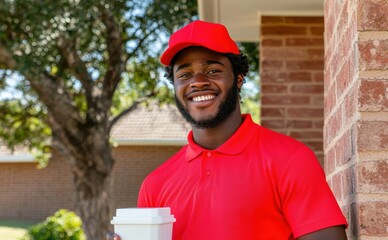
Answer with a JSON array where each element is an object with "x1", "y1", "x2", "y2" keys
[{"x1": 185, "y1": 114, "x2": 257, "y2": 162}]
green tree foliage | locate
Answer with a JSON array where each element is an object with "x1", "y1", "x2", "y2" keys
[
  {"x1": 239, "y1": 42, "x2": 260, "y2": 122},
  {"x1": 0, "y1": 0, "x2": 196, "y2": 158},
  {"x1": 0, "y1": 1, "x2": 197, "y2": 239},
  {"x1": 24, "y1": 209, "x2": 86, "y2": 240}
]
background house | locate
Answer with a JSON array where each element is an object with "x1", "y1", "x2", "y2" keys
[{"x1": 0, "y1": 103, "x2": 190, "y2": 221}]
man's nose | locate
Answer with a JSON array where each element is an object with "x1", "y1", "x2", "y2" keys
[{"x1": 190, "y1": 73, "x2": 210, "y2": 88}]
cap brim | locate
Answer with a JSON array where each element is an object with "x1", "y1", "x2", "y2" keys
[{"x1": 160, "y1": 42, "x2": 205, "y2": 66}]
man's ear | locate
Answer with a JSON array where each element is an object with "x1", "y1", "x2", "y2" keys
[{"x1": 237, "y1": 74, "x2": 244, "y2": 90}]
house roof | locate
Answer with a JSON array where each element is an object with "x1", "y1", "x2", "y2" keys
[
  {"x1": 0, "y1": 102, "x2": 191, "y2": 162},
  {"x1": 110, "y1": 102, "x2": 191, "y2": 146}
]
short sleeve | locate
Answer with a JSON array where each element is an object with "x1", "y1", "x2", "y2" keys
[{"x1": 278, "y1": 146, "x2": 347, "y2": 238}]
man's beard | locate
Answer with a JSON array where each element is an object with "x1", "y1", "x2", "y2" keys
[{"x1": 175, "y1": 80, "x2": 239, "y2": 129}]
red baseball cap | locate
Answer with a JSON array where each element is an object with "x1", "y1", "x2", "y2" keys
[{"x1": 160, "y1": 20, "x2": 240, "y2": 66}]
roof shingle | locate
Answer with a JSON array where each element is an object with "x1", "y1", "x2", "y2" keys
[{"x1": 110, "y1": 102, "x2": 191, "y2": 140}]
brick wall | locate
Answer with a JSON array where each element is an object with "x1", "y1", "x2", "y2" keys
[
  {"x1": 0, "y1": 156, "x2": 74, "y2": 221},
  {"x1": 324, "y1": 0, "x2": 388, "y2": 239},
  {"x1": 0, "y1": 145, "x2": 181, "y2": 222},
  {"x1": 260, "y1": 16, "x2": 325, "y2": 164},
  {"x1": 111, "y1": 146, "x2": 181, "y2": 209}
]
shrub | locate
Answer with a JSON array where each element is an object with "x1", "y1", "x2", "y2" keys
[{"x1": 24, "y1": 209, "x2": 86, "y2": 240}]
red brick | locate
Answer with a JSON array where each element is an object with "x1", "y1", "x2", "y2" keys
[
  {"x1": 289, "y1": 72, "x2": 313, "y2": 82},
  {"x1": 359, "y1": 79, "x2": 388, "y2": 111},
  {"x1": 260, "y1": 71, "x2": 313, "y2": 83},
  {"x1": 261, "y1": 15, "x2": 324, "y2": 163},
  {"x1": 261, "y1": 96, "x2": 310, "y2": 105},
  {"x1": 313, "y1": 119, "x2": 324, "y2": 129},
  {"x1": 337, "y1": 60, "x2": 351, "y2": 96},
  {"x1": 286, "y1": 60, "x2": 324, "y2": 70},
  {"x1": 324, "y1": 8, "x2": 335, "y2": 47},
  {"x1": 261, "y1": 26, "x2": 307, "y2": 35},
  {"x1": 311, "y1": 96, "x2": 324, "y2": 107},
  {"x1": 338, "y1": 0, "x2": 350, "y2": 34},
  {"x1": 304, "y1": 140, "x2": 323, "y2": 152},
  {"x1": 359, "y1": 39, "x2": 388, "y2": 71},
  {"x1": 289, "y1": 130, "x2": 323, "y2": 139},
  {"x1": 336, "y1": 130, "x2": 355, "y2": 166},
  {"x1": 315, "y1": 71, "x2": 324, "y2": 83},
  {"x1": 357, "y1": 121, "x2": 388, "y2": 151},
  {"x1": 307, "y1": 49, "x2": 324, "y2": 59},
  {"x1": 359, "y1": 201, "x2": 388, "y2": 235},
  {"x1": 287, "y1": 108, "x2": 323, "y2": 118},
  {"x1": 261, "y1": 60, "x2": 283, "y2": 69},
  {"x1": 348, "y1": 48, "x2": 357, "y2": 87},
  {"x1": 261, "y1": 107, "x2": 285, "y2": 117},
  {"x1": 310, "y1": 26, "x2": 324, "y2": 35},
  {"x1": 262, "y1": 48, "x2": 322, "y2": 59},
  {"x1": 286, "y1": 37, "x2": 324, "y2": 46},
  {"x1": 340, "y1": 20, "x2": 356, "y2": 62},
  {"x1": 290, "y1": 84, "x2": 324, "y2": 94},
  {"x1": 358, "y1": 160, "x2": 388, "y2": 193},
  {"x1": 358, "y1": 0, "x2": 388, "y2": 30},
  {"x1": 325, "y1": 110, "x2": 342, "y2": 145},
  {"x1": 261, "y1": 38, "x2": 283, "y2": 46},
  {"x1": 284, "y1": 16, "x2": 323, "y2": 24},
  {"x1": 260, "y1": 119, "x2": 286, "y2": 129},
  {"x1": 329, "y1": 51, "x2": 342, "y2": 80},
  {"x1": 344, "y1": 85, "x2": 357, "y2": 126},
  {"x1": 325, "y1": 146, "x2": 336, "y2": 174},
  {"x1": 315, "y1": 153, "x2": 324, "y2": 166},
  {"x1": 260, "y1": 72, "x2": 288, "y2": 82},
  {"x1": 262, "y1": 84, "x2": 288, "y2": 93},
  {"x1": 287, "y1": 120, "x2": 313, "y2": 128},
  {"x1": 332, "y1": 172, "x2": 343, "y2": 201}
]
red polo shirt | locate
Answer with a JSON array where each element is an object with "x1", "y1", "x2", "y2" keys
[{"x1": 138, "y1": 114, "x2": 347, "y2": 239}]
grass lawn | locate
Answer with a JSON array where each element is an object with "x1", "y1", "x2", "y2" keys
[{"x1": 0, "y1": 220, "x2": 34, "y2": 240}]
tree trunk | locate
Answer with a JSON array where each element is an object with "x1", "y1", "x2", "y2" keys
[
  {"x1": 51, "y1": 120, "x2": 115, "y2": 240},
  {"x1": 73, "y1": 160, "x2": 113, "y2": 240}
]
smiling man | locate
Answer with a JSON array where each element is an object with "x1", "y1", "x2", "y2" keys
[{"x1": 136, "y1": 20, "x2": 348, "y2": 240}]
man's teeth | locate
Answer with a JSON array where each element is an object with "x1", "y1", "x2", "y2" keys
[{"x1": 193, "y1": 95, "x2": 215, "y2": 102}]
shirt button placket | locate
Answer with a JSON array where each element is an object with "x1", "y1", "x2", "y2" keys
[{"x1": 205, "y1": 152, "x2": 212, "y2": 176}]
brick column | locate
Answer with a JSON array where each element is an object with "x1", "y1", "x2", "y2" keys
[
  {"x1": 260, "y1": 16, "x2": 325, "y2": 164},
  {"x1": 324, "y1": 0, "x2": 388, "y2": 239}
]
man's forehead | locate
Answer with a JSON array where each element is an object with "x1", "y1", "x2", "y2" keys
[{"x1": 174, "y1": 60, "x2": 226, "y2": 72}]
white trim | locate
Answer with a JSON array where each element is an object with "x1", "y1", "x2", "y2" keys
[
  {"x1": 115, "y1": 139, "x2": 187, "y2": 146},
  {"x1": 0, "y1": 154, "x2": 35, "y2": 163}
]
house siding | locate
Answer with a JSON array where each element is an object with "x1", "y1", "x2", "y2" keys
[{"x1": 0, "y1": 145, "x2": 181, "y2": 222}]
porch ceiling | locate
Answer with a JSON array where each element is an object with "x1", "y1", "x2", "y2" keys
[{"x1": 197, "y1": 0, "x2": 324, "y2": 42}]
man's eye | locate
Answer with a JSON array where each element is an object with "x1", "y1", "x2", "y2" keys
[
  {"x1": 178, "y1": 73, "x2": 191, "y2": 79},
  {"x1": 208, "y1": 69, "x2": 221, "y2": 74}
]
